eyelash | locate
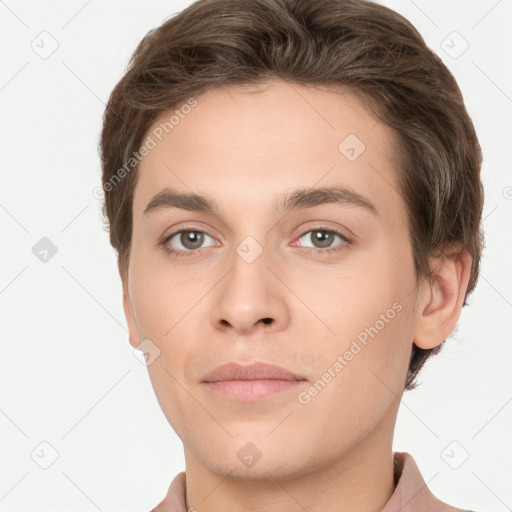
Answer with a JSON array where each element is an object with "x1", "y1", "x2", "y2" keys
[{"x1": 159, "y1": 226, "x2": 352, "y2": 258}]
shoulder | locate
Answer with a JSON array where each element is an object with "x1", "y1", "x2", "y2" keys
[
  {"x1": 148, "y1": 471, "x2": 187, "y2": 512},
  {"x1": 387, "y1": 452, "x2": 477, "y2": 512}
]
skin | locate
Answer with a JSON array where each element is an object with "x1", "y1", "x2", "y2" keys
[{"x1": 121, "y1": 80, "x2": 472, "y2": 512}]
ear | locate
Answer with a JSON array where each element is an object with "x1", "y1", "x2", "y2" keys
[
  {"x1": 413, "y1": 249, "x2": 472, "y2": 350},
  {"x1": 122, "y1": 285, "x2": 142, "y2": 350}
]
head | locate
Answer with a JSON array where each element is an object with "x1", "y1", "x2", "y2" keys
[{"x1": 99, "y1": 0, "x2": 484, "y2": 480}]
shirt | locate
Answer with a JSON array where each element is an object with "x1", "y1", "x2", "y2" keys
[{"x1": 149, "y1": 451, "x2": 476, "y2": 512}]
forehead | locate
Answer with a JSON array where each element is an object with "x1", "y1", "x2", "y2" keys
[{"x1": 133, "y1": 81, "x2": 402, "y2": 221}]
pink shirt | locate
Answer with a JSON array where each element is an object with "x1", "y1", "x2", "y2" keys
[{"x1": 150, "y1": 451, "x2": 475, "y2": 512}]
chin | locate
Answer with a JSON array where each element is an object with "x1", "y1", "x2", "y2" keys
[
  {"x1": 189, "y1": 436, "x2": 323, "y2": 482},
  {"x1": 205, "y1": 456, "x2": 316, "y2": 482}
]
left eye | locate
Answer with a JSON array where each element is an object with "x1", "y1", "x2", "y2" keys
[{"x1": 295, "y1": 229, "x2": 349, "y2": 252}]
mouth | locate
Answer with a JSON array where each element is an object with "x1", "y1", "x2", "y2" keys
[
  {"x1": 201, "y1": 361, "x2": 307, "y2": 402},
  {"x1": 202, "y1": 378, "x2": 305, "y2": 401}
]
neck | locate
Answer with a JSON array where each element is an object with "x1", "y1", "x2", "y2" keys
[{"x1": 183, "y1": 415, "x2": 397, "y2": 512}]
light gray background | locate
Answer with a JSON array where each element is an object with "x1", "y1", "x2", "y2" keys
[{"x1": 1, "y1": 0, "x2": 511, "y2": 510}]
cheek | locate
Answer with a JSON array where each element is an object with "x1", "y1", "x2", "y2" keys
[
  {"x1": 302, "y1": 244, "x2": 415, "y2": 395},
  {"x1": 296, "y1": 300, "x2": 413, "y2": 446},
  {"x1": 129, "y1": 242, "x2": 191, "y2": 336}
]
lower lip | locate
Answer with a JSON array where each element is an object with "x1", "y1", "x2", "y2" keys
[{"x1": 202, "y1": 379, "x2": 305, "y2": 401}]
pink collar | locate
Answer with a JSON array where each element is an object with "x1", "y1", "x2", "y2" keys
[{"x1": 153, "y1": 451, "x2": 470, "y2": 512}]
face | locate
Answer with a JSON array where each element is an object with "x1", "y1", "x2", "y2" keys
[{"x1": 123, "y1": 80, "x2": 421, "y2": 480}]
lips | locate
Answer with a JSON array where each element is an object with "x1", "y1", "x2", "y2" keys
[
  {"x1": 201, "y1": 361, "x2": 307, "y2": 383},
  {"x1": 201, "y1": 361, "x2": 307, "y2": 402}
]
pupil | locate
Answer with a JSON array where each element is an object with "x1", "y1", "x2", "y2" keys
[
  {"x1": 183, "y1": 231, "x2": 203, "y2": 249},
  {"x1": 314, "y1": 230, "x2": 333, "y2": 248}
]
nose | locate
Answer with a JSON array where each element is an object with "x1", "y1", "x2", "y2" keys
[{"x1": 210, "y1": 247, "x2": 290, "y2": 336}]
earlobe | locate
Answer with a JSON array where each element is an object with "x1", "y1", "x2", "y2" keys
[
  {"x1": 413, "y1": 251, "x2": 472, "y2": 350},
  {"x1": 122, "y1": 287, "x2": 141, "y2": 350}
]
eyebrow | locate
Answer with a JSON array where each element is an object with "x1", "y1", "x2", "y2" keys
[{"x1": 143, "y1": 185, "x2": 379, "y2": 217}]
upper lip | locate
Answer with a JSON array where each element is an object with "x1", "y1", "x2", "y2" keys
[{"x1": 201, "y1": 362, "x2": 307, "y2": 382}]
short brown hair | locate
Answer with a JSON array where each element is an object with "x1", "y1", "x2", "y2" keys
[{"x1": 99, "y1": 0, "x2": 485, "y2": 390}]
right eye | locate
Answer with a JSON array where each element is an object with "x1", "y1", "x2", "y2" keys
[{"x1": 162, "y1": 229, "x2": 218, "y2": 257}]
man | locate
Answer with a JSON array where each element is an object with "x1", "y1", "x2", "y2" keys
[{"x1": 99, "y1": 0, "x2": 484, "y2": 510}]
